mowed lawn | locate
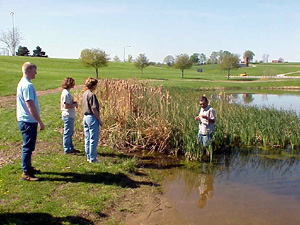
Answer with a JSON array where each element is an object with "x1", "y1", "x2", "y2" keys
[{"x1": 1, "y1": 56, "x2": 300, "y2": 96}]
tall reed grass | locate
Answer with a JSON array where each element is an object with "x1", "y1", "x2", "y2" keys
[{"x1": 73, "y1": 79, "x2": 300, "y2": 161}]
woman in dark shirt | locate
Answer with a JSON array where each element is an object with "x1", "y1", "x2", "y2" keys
[{"x1": 82, "y1": 78, "x2": 103, "y2": 163}]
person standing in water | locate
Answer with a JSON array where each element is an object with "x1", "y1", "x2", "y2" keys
[{"x1": 195, "y1": 96, "x2": 216, "y2": 156}]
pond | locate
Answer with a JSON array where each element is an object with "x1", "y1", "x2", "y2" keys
[
  {"x1": 162, "y1": 150, "x2": 300, "y2": 225},
  {"x1": 214, "y1": 93, "x2": 300, "y2": 116}
]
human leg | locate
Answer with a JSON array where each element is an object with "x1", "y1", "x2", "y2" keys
[
  {"x1": 84, "y1": 115, "x2": 99, "y2": 163},
  {"x1": 62, "y1": 116, "x2": 75, "y2": 153},
  {"x1": 18, "y1": 121, "x2": 39, "y2": 181},
  {"x1": 83, "y1": 116, "x2": 91, "y2": 161}
]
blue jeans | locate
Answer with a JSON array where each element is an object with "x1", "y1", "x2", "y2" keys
[
  {"x1": 83, "y1": 115, "x2": 99, "y2": 162},
  {"x1": 197, "y1": 131, "x2": 213, "y2": 147},
  {"x1": 18, "y1": 121, "x2": 38, "y2": 172},
  {"x1": 62, "y1": 116, "x2": 74, "y2": 153}
]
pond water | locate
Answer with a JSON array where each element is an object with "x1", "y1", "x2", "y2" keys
[
  {"x1": 214, "y1": 93, "x2": 300, "y2": 116},
  {"x1": 162, "y1": 150, "x2": 300, "y2": 225}
]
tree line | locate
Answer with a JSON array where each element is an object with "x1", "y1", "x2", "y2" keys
[
  {"x1": 16, "y1": 46, "x2": 48, "y2": 57},
  {"x1": 0, "y1": 27, "x2": 47, "y2": 57},
  {"x1": 80, "y1": 48, "x2": 257, "y2": 79}
]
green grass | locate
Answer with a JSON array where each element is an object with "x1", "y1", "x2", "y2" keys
[
  {"x1": 1, "y1": 56, "x2": 300, "y2": 96},
  {"x1": 0, "y1": 147, "x2": 140, "y2": 224},
  {"x1": 1, "y1": 56, "x2": 300, "y2": 223}
]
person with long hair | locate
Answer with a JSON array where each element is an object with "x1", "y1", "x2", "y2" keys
[{"x1": 61, "y1": 77, "x2": 79, "y2": 154}]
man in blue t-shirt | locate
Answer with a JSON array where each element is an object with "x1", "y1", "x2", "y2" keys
[{"x1": 17, "y1": 62, "x2": 44, "y2": 181}]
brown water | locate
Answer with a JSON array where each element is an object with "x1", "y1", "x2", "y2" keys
[{"x1": 162, "y1": 151, "x2": 300, "y2": 225}]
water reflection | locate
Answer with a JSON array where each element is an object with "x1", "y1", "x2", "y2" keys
[
  {"x1": 214, "y1": 93, "x2": 300, "y2": 116},
  {"x1": 163, "y1": 150, "x2": 300, "y2": 224},
  {"x1": 196, "y1": 170, "x2": 214, "y2": 209}
]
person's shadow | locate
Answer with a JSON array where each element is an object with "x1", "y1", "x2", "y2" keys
[
  {"x1": 0, "y1": 212, "x2": 95, "y2": 225},
  {"x1": 39, "y1": 171, "x2": 158, "y2": 188}
]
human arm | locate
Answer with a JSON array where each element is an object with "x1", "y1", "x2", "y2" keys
[
  {"x1": 201, "y1": 115, "x2": 215, "y2": 124},
  {"x1": 64, "y1": 101, "x2": 78, "y2": 109},
  {"x1": 201, "y1": 109, "x2": 215, "y2": 124},
  {"x1": 25, "y1": 100, "x2": 45, "y2": 130},
  {"x1": 91, "y1": 108, "x2": 103, "y2": 126}
]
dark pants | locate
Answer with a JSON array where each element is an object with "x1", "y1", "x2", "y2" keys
[{"x1": 18, "y1": 121, "x2": 38, "y2": 172}]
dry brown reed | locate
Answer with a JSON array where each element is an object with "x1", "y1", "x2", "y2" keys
[{"x1": 74, "y1": 79, "x2": 174, "y2": 153}]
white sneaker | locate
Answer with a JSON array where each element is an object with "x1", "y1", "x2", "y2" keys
[{"x1": 89, "y1": 159, "x2": 99, "y2": 163}]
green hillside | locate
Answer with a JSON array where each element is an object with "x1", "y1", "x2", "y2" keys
[{"x1": 1, "y1": 56, "x2": 300, "y2": 96}]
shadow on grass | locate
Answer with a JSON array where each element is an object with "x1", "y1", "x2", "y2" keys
[
  {"x1": 40, "y1": 171, "x2": 158, "y2": 188},
  {"x1": 98, "y1": 151, "x2": 133, "y2": 159},
  {"x1": 0, "y1": 212, "x2": 94, "y2": 225}
]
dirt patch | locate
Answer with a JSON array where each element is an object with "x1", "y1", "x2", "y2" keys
[
  {"x1": 122, "y1": 191, "x2": 186, "y2": 225},
  {"x1": 0, "y1": 140, "x2": 184, "y2": 225},
  {"x1": 0, "y1": 85, "x2": 84, "y2": 108},
  {"x1": 0, "y1": 141, "x2": 61, "y2": 168}
]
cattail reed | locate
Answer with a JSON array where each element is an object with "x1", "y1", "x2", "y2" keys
[{"x1": 73, "y1": 80, "x2": 300, "y2": 161}]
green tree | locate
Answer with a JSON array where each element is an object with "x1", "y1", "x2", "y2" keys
[
  {"x1": 174, "y1": 54, "x2": 193, "y2": 78},
  {"x1": 218, "y1": 50, "x2": 231, "y2": 63},
  {"x1": 163, "y1": 55, "x2": 174, "y2": 66},
  {"x1": 127, "y1": 54, "x2": 133, "y2": 63},
  {"x1": 209, "y1": 51, "x2": 218, "y2": 64},
  {"x1": 113, "y1": 55, "x2": 121, "y2": 62},
  {"x1": 79, "y1": 48, "x2": 109, "y2": 79},
  {"x1": 243, "y1": 50, "x2": 255, "y2": 62},
  {"x1": 16, "y1": 46, "x2": 29, "y2": 56},
  {"x1": 190, "y1": 53, "x2": 199, "y2": 64},
  {"x1": 134, "y1": 54, "x2": 149, "y2": 75},
  {"x1": 199, "y1": 53, "x2": 207, "y2": 64},
  {"x1": 33, "y1": 46, "x2": 47, "y2": 57},
  {"x1": 219, "y1": 54, "x2": 240, "y2": 79}
]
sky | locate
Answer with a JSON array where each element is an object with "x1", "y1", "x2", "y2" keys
[{"x1": 0, "y1": 0, "x2": 300, "y2": 62}]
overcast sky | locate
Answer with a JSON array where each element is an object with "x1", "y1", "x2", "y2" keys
[{"x1": 1, "y1": 0, "x2": 300, "y2": 62}]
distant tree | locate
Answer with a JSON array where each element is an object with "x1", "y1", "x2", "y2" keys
[
  {"x1": 113, "y1": 55, "x2": 121, "y2": 62},
  {"x1": 199, "y1": 53, "x2": 207, "y2": 64},
  {"x1": 174, "y1": 53, "x2": 193, "y2": 78},
  {"x1": 0, "y1": 27, "x2": 22, "y2": 56},
  {"x1": 32, "y1": 46, "x2": 47, "y2": 57},
  {"x1": 190, "y1": 53, "x2": 199, "y2": 64},
  {"x1": 149, "y1": 61, "x2": 157, "y2": 66},
  {"x1": 219, "y1": 54, "x2": 240, "y2": 79},
  {"x1": 16, "y1": 46, "x2": 30, "y2": 56},
  {"x1": 209, "y1": 51, "x2": 218, "y2": 64},
  {"x1": 243, "y1": 50, "x2": 255, "y2": 62},
  {"x1": 278, "y1": 57, "x2": 284, "y2": 63},
  {"x1": 79, "y1": 48, "x2": 109, "y2": 79},
  {"x1": 134, "y1": 54, "x2": 150, "y2": 75},
  {"x1": 127, "y1": 54, "x2": 133, "y2": 63},
  {"x1": 262, "y1": 53, "x2": 269, "y2": 63},
  {"x1": 218, "y1": 50, "x2": 231, "y2": 63},
  {"x1": 163, "y1": 55, "x2": 175, "y2": 66}
]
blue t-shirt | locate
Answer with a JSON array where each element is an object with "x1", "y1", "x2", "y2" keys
[{"x1": 17, "y1": 77, "x2": 40, "y2": 123}]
